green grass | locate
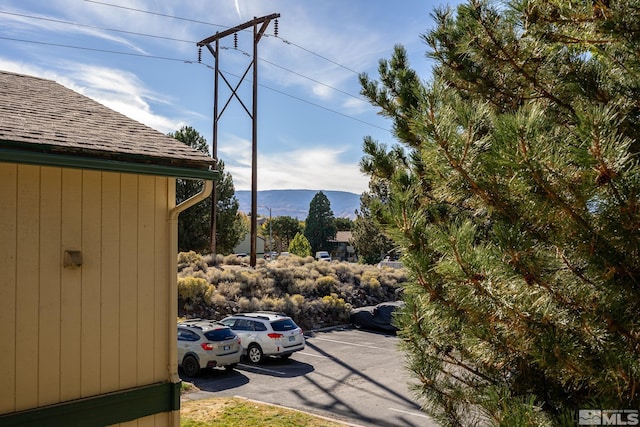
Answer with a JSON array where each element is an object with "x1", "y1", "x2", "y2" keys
[{"x1": 180, "y1": 397, "x2": 346, "y2": 427}]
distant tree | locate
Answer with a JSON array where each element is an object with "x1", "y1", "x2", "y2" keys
[
  {"x1": 170, "y1": 126, "x2": 211, "y2": 252},
  {"x1": 215, "y1": 159, "x2": 247, "y2": 254},
  {"x1": 304, "y1": 191, "x2": 337, "y2": 253},
  {"x1": 169, "y1": 126, "x2": 245, "y2": 254},
  {"x1": 262, "y1": 216, "x2": 302, "y2": 253},
  {"x1": 288, "y1": 232, "x2": 311, "y2": 257},
  {"x1": 334, "y1": 217, "x2": 353, "y2": 231}
]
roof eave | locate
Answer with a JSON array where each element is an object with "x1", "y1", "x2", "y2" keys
[{"x1": 0, "y1": 147, "x2": 218, "y2": 180}]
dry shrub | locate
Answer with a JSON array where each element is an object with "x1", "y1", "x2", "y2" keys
[
  {"x1": 237, "y1": 296, "x2": 260, "y2": 312},
  {"x1": 178, "y1": 276, "x2": 213, "y2": 303},
  {"x1": 315, "y1": 275, "x2": 338, "y2": 296},
  {"x1": 178, "y1": 251, "x2": 208, "y2": 273},
  {"x1": 216, "y1": 281, "x2": 242, "y2": 299}
]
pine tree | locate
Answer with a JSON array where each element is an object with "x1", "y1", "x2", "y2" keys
[
  {"x1": 359, "y1": 0, "x2": 640, "y2": 425},
  {"x1": 170, "y1": 126, "x2": 246, "y2": 254},
  {"x1": 288, "y1": 232, "x2": 311, "y2": 257},
  {"x1": 304, "y1": 191, "x2": 337, "y2": 254}
]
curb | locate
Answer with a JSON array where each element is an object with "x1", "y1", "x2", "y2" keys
[{"x1": 232, "y1": 396, "x2": 368, "y2": 427}]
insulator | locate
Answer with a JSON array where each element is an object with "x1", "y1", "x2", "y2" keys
[
  {"x1": 274, "y1": 19, "x2": 279, "y2": 37},
  {"x1": 234, "y1": 33, "x2": 238, "y2": 49},
  {"x1": 198, "y1": 46, "x2": 202, "y2": 63}
]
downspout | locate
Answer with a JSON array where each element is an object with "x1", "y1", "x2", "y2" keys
[{"x1": 167, "y1": 179, "x2": 213, "y2": 425}]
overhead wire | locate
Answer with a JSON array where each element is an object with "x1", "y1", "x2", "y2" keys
[
  {"x1": 0, "y1": 34, "x2": 388, "y2": 132},
  {"x1": 0, "y1": 8, "x2": 367, "y2": 102},
  {"x1": 0, "y1": 3, "x2": 389, "y2": 132}
]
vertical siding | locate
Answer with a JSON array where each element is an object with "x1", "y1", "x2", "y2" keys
[
  {"x1": 81, "y1": 170, "x2": 102, "y2": 397},
  {"x1": 101, "y1": 172, "x2": 121, "y2": 394},
  {"x1": 38, "y1": 167, "x2": 62, "y2": 407},
  {"x1": 0, "y1": 164, "x2": 174, "y2": 426},
  {"x1": 60, "y1": 168, "x2": 83, "y2": 402},
  {"x1": 0, "y1": 163, "x2": 17, "y2": 414},
  {"x1": 14, "y1": 165, "x2": 41, "y2": 411}
]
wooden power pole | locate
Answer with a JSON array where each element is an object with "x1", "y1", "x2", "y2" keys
[{"x1": 197, "y1": 13, "x2": 280, "y2": 267}]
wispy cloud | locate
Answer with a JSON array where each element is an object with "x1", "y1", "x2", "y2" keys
[{"x1": 219, "y1": 134, "x2": 368, "y2": 193}]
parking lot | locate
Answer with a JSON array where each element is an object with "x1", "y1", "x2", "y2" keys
[{"x1": 181, "y1": 327, "x2": 439, "y2": 427}]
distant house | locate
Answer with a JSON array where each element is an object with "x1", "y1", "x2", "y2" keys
[
  {"x1": 0, "y1": 71, "x2": 216, "y2": 426},
  {"x1": 330, "y1": 230, "x2": 356, "y2": 262},
  {"x1": 234, "y1": 233, "x2": 266, "y2": 256}
]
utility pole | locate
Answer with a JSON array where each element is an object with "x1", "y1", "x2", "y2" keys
[{"x1": 197, "y1": 13, "x2": 280, "y2": 267}]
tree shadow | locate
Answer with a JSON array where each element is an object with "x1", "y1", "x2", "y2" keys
[
  {"x1": 236, "y1": 356, "x2": 315, "y2": 378},
  {"x1": 180, "y1": 367, "x2": 250, "y2": 393},
  {"x1": 292, "y1": 330, "x2": 428, "y2": 427}
]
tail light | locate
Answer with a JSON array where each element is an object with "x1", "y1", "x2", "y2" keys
[
  {"x1": 267, "y1": 333, "x2": 283, "y2": 339},
  {"x1": 201, "y1": 342, "x2": 214, "y2": 351}
]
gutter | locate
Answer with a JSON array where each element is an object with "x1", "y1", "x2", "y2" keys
[{"x1": 167, "y1": 179, "x2": 213, "y2": 426}]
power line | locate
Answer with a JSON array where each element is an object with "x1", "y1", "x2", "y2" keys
[
  {"x1": 0, "y1": 35, "x2": 190, "y2": 62},
  {"x1": 83, "y1": 0, "x2": 362, "y2": 76},
  {"x1": 1, "y1": 9, "x2": 366, "y2": 102},
  {"x1": 83, "y1": 0, "x2": 232, "y2": 30},
  {"x1": 0, "y1": 10, "x2": 193, "y2": 43},
  {"x1": 0, "y1": 35, "x2": 389, "y2": 133}
]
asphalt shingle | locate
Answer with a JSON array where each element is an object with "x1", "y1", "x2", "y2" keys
[{"x1": 0, "y1": 71, "x2": 214, "y2": 170}]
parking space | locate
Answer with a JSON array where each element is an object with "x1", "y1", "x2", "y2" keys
[{"x1": 182, "y1": 327, "x2": 439, "y2": 427}]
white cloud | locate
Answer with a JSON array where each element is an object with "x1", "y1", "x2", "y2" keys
[{"x1": 219, "y1": 135, "x2": 368, "y2": 194}]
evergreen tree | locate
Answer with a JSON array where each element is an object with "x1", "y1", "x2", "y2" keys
[
  {"x1": 170, "y1": 126, "x2": 246, "y2": 254},
  {"x1": 288, "y1": 232, "x2": 311, "y2": 257},
  {"x1": 262, "y1": 216, "x2": 303, "y2": 253},
  {"x1": 359, "y1": 0, "x2": 640, "y2": 425},
  {"x1": 304, "y1": 191, "x2": 337, "y2": 254},
  {"x1": 334, "y1": 217, "x2": 354, "y2": 231},
  {"x1": 215, "y1": 159, "x2": 247, "y2": 254}
]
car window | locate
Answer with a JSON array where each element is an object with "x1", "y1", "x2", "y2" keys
[
  {"x1": 220, "y1": 319, "x2": 235, "y2": 328},
  {"x1": 177, "y1": 328, "x2": 200, "y2": 341},
  {"x1": 204, "y1": 328, "x2": 236, "y2": 341},
  {"x1": 235, "y1": 319, "x2": 254, "y2": 331},
  {"x1": 253, "y1": 321, "x2": 267, "y2": 331},
  {"x1": 271, "y1": 318, "x2": 297, "y2": 331}
]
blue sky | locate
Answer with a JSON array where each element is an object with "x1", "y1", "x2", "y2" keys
[{"x1": 0, "y1": 0, "x2": 462, "y2": 194}]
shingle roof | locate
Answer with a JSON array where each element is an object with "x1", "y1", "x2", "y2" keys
[{"x1": 0, "y1": 71, "x2": 214, "y2": 171}]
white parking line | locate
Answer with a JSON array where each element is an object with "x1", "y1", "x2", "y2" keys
[
  {"x1": 297, "y1": 351, "x2": 329, "y2": 358},
  {"x1": 238, "y1": 364, "x2": 286, "y2": 375},
  {"x1": 311, "y1": 336, "x2": 388, "y2": 350},
  {"x1": 388, "y1": 407, "x2": 433, "y2": 420}
]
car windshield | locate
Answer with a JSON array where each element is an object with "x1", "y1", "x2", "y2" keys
[
  {"x1": 204, "y1": 328, "x2": 236, "y2": 341},
  {"x1": 271, "y1": 318, "x2": 298, "y2": 331}
]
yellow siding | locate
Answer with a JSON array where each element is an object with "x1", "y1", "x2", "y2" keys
[
  {"x1": 0, "y1": 163, "x2": 176, "y2": 426},
  {"x1": 38, "y1": 167, "x2": 63, "y2": 407},
  {"x1": 0, "y1": 164, "x2": 17, "y2": 414}
]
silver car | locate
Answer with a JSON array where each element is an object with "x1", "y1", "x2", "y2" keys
[
  {"x1": 220, "y1": 312, "x2": 305, "y2": 364},
  {"x1": 177, "y1": 319, "x2": 242, "y2": 377}
]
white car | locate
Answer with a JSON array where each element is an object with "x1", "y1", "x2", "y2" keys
[
  {"x1": 220, "y1": 312, "x2": 306, "y2": 364},
  {"x1": 315, "y1": 251, "x2": 332, "y2": 261},
  {"x1": 177, "y1": 319, "x2": 242, "y2": 377}
]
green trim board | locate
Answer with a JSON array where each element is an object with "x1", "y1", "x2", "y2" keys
[
  {"x1": 0, "y1": 147, "x2": 219, "y2": 180},
  {"x1": 0, "y1": 382, "x2": 181, "y2": 427}
]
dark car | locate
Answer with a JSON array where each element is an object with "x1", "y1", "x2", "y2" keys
[{"x1": 350, "y1": 301, "x2": 405, "y2": 332}]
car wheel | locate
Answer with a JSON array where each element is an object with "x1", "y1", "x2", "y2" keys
[
  {"x1": 247, "y1": 344, "x2": 264, "y2": 364},
  {"x1": 182, "y1": 355, "x2": 201, "y2": 377},
  {"x1": 224, "y1": 363, "x2": 238, "y2": 371}
]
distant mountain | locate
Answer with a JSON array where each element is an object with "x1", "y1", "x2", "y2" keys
[{"x1": 235, "y1": 189, "x2": 361, "y2": 219}]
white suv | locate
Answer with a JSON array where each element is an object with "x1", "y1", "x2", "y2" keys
[
  {"x1": 177, "y1": 319, "x2": 242, "y2": 377},
  {"x1": 315, "y1": 251, "x2": 332, "y2": 261},
  {"x1": 220, "y1": 312, "x2": 305, "y2": 364}
]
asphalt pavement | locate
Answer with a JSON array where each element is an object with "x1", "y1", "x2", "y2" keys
[{"x1": 181, "y1": 326, "x2": 439, "y2": 427}]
